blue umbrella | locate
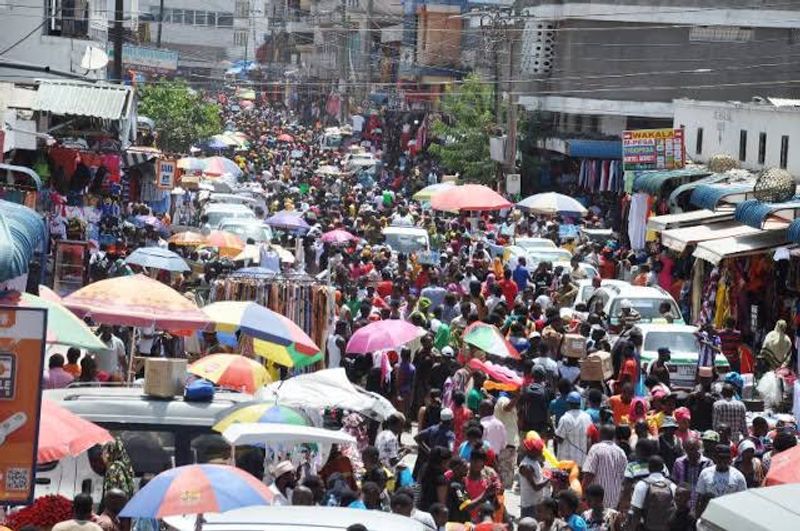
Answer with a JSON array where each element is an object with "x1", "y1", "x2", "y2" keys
[
  {"x1": 125, "y1": 247, "x2": 190, "y2": 272},
  {"x1": 265, "y1": 210, "x2": 310, "y2": 233}
]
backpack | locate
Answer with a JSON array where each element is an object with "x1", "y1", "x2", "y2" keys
[
  {"x1": 641, "y1": 478, "x2": 676, "y2": 531},
  {"x1": 521, "y1": 383, "x2": 550, "y2": 431}
]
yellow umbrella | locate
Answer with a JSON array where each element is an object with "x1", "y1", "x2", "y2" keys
[
  {"x1": 189, "y1": 354, "x2": 271, "y2": 394},
  {"x1": 204, "y1": 230, "x2": 245, "y2": 258}
]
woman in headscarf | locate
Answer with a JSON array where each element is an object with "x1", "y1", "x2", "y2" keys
[
  {"x1": 761, "y1": 319, "x2": 792, "y2": 372},
  {"x1": 102, "y1": 438, "x2": 136, "y2": 498}
]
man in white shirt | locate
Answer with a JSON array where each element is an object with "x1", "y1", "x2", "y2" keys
[
  {"x1": 555, "y1": 392, "x2": 593, "y2": 467},
  {"x1": 269, "y1": 460, "x2": 296, "y2": 506},
  {"x1": 478, "y1": 400, "x2": 507, "y2": 455},
  {"x1": 97, "y1": 326, "x2": 127, "y2": 379},
  {"x1": 695, "y1": 445, "x2": 747, "y2": 517}
]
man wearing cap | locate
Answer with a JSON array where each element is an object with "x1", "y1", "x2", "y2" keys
[
  {"x1": 555, "y1": 391, "x2": 593, "y2": 466},
  {"x1": 695, "y1": 444, "x2": 747, "y2": 517},
  {"x1": 269, "y1": 460, "x2": 297, "y2": 506},
  {"x1": 519, "y1": 437, "x2": 551, "y2": 519},
  {"x1": 619, "y1": 300, "x2": 641, "y2": 329},
  {"x1": 657, "y1": 416, "x2": 685, "y2": 473},
  {"x1": 415, "y1": 407, "x2": 456, "y2": 461}
]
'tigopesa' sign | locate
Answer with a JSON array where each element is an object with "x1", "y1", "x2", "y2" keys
[{"x1": 622, "y1": 128, "x2": 686, "y2": 171}]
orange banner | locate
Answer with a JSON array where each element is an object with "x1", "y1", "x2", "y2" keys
[{"x1": 0, "y1": 306, "x2": 47, "y2": 505}]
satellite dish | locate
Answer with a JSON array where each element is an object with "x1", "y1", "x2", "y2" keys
[{"x1": 81, "y1": 46, "x2": 109, "y2": 71}]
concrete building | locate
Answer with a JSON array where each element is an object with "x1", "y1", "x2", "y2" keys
[
  {"x1": 517, "y1": 0, "x2": 800, "y2": 140},
  {"x1": 674, "y1": 98, "x2": 800, "y2": 177}
]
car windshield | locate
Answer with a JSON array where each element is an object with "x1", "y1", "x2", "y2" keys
[
  {"x1": 222, "y1": 223, "x2": 271, "y2": 243},
  {"x1": 611, "y1": 298, "x2": 680, "y2": 320},
  {"x1": 517, "y1": 239, "x2": 555, "y2": 250},
  {"x1": 644, "y1": 331, "x2": 699, "y2": 353},
  {"x1": 206, "y1": 210, "x2": 255, "y2": 227},
  {"x1": 383, "y1": 233, "x2": 428, "y2": 253}
]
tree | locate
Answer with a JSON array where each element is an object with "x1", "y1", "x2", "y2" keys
[
  {"x1": 429, "y1": 74, "x2": 498, "y2": 184},
  {"x1": 137, "y1": 80, "x2": 221, "y2": 153}
]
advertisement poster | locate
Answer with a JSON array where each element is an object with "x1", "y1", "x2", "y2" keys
[
  {"x1": 622, "y1": 128, "x2": 686, "y2": 171},
  {"x1": 157, "y1": 160, "x2": 176, "y2": 189},
  {"x1": 0, "y1": 306, "x2": 47, "y2": 506}
]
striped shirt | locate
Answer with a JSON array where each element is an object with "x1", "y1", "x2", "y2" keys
[
  {"x1": 582, "y1": 440, "x2": 628, "y2": 510},
  {"x1": 717, "y1": 328, "x2": 742, "y2": 362},
  {"x1": 697, "y1": 331, "x2": 721, "y2": 368},
  {"x1": 712, "y1": 398, "x2": 747, "y2": 440}
]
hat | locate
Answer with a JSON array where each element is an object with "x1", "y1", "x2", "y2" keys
[
  {"x1": 657, "y1": 347, "x2": 671, "y2": 356},
  {"x1": 660, "y1": 416, "x2": 678, "y2": 429},
  {"x1": 674, "y1": 407, "x2": 691, "y2": 422},
  {"x1": 738, "y1": 439, "x2": 756, "y2": 454},
  {"x1": 441, "y1": 346, "x2": 455, "y2": 358},
  {"x1": 272, "y1": 460, "x2": 295, "y2": 478},
  {"x1": 440, "y1": 408, "x2": 454, "y2": 421},
  {"x1": 522, "y1": 437, "x2": 544, "y2": 454},
  {"x1": 651, "y1": 388, "x2": 667, "y2": 400},
  {"x1": 701, "y1": 430, "x2": 720, "y2": 442},
  {"x1": 566, "y1": 391, "x2": 582, "y2": 404},
  {"x1": 620, "y1": 299, "x2": 633, "y2": 310}
]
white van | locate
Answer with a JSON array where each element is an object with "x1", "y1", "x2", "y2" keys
[
  {"x1": 381, "y1": 226, "x2": 430, "y2": 255},
  {"x1": 202, "y1": 203, "x2": 256, "y2": 228}
]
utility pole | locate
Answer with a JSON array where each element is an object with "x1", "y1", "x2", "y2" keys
[
  {"x1": 505, "y1": 7, "x2": 518, "y2": 174},
  {"x1": 156, "y1": 0, "x2": 164, "y2": 47},
  {"x1": 112, "y1": 0, "x2": 124, "y2": 82},
  {"x1": 366, "y1": 0, "x2": 374, "y2": 98},
  {"x1": 338, "y1": 0, "x2": 348, "y2": 122}
]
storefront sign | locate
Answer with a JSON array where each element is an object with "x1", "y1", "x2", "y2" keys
[
  {"x1": 107, "y1": 44, "x2": 179, "y2": 74},
  {"x1": 506, "y1": 173, "x2": 521, "y2": 196},
  {"x1": 0, "y1": 306, "x2": 47, "y2": 505},
  {"x1": 156, "y1": 159, "x2": 176, "y2": 189},
  {"x1": 622, "y1": 128, "x2": 685, "y2": 171}
]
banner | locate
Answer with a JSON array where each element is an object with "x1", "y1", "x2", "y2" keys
[
  {"x1": 156, "y1": 159, "x2": 176, "y2": 189},
  {"x1": 0, "y1": 306, "x2": 47, "y2": 505},
  {"x1": 622, "y1": 128, "x2": 685, "y2": 171}
]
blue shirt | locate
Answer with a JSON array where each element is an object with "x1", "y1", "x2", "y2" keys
[
  {"x1": 566, "y1": 513, "x2": 588, "y2": 531},
  {"x1": 419, "y1": 424, "x2": 455, "y2": 451},
  {"x1": 549, "y1": 396, "x2": 570, "y2": 424},
  {"x1": 513, "y1": 264, "x2": 529, "y2": 291}
]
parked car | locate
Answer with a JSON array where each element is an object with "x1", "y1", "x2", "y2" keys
[
  {"x1": 587, "y1": 284, "x2": 683, "y2": 333},
  {"x1": 218, "y1": 218, "x2": 273, "y2": 244},
  {"x1": 573, "y1": 279, "x2": 629, "y2": 309},
  {"x1": 202, "y1": 203, "x2": 256, "y2": 228},
  {"x1": 513, "y1": 237, "x2": 557, "y2": 251},
  {"x1": 634, "y1": 323, "x2": 730, "y2": 389},
  {"x1": 381, "y1": 226, "x2": 430, "y2": 255}
]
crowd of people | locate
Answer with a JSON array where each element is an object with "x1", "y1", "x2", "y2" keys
[{"x1": 37, "y1": 88, "x2": 800, "y2": 531}]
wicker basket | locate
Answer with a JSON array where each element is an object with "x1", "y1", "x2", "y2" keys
[
  {"x1": 753, "y1": 167, "x2": 795, "y2": 203},
  {"x1": 707, "y1": 153, "x2": 740, "y2": 173}
]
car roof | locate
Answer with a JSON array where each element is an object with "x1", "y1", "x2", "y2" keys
[
  {"x1": 635, "y1": 323, "x2": 698, "y2": 334},
  {"x1": 577, "y1": 279, "x2": 627, "y2": 288},
  {"x1": 44, "y1": 386, "x2": 250, "y2": 427},
  {"x1": 203, "y1": 203, "x2": 253, "y2": 212},
  {"x1": 382, "y1": 226, "x2": 427, "y2": 235},
  {"x1": 516, "y1": 237, "x2": 556, "y2": 246},
  {"x1": 219, "y1": 218, "x2": 268, "y2": 227},
  {"x1": 603, "y1": 285, "x2": 673, "y2": 298}
]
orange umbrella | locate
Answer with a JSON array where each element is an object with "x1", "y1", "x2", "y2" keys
[
  {"x1": 430, "y1": 184, "x2": 512, "y2": 212},
  {"x1": 204, "y1": 230, "x2": 245, "y2": 258},
  {"x1": 189, "y1": 354, "x2": 271, "y2": 394},
  {"x1": 63, "y1": 274, "x2": 209, "y2": 329},
  {"x1": 38, "y1": 399, "x2": 114, "y2": 462},
  {"x1": 168, "y1": 231, "x2": 206, "y2": 246}
]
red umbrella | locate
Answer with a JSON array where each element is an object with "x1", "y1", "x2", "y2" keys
[
  {"x1": 430, "y1": 184, "x2": 512, "y2": 212},
  {"x1": 321, "y1": 229, "x2": 357, "y2": 245},
  {"x1": 38, "y1": 399, "x2": 114, "y2": 462},
  {"x1": 765, "y1": 445, "x2": 800, "y2": 485},
  {"x1": 277, "y1": 133, "x2": 294, "y2": 143}
]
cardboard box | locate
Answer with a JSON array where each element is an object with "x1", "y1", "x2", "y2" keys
[
  {"x1": 580, "y1": 351, "x2": 613, "y2": 381},
  {"x1": 562, "y1": 334, "x2": 587, "y2": 359},
  {"x1": 144, "y1": 358, "x2": 187, "y2": 398}
]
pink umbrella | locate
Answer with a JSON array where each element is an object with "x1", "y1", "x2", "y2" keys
[
  {"x1": 321, "y1": 229, "x2": 357, "y2": 245},
  {"x1": 430, "y1": 184, "x2": 512, "y2": 212},
  {"x1": 346, "y1": 320, "x2": 426, "y2": 354},
  {"x1": 38, "y1": 399, "x2": 114, "y2": 462}
]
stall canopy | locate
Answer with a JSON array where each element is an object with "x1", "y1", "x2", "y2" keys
[
  {"x1": 700, "y1": 485, "x2": 800, "y2": 531},
  {"x1": 693, "y1": 229, "x2": 789, "y2": 265},
  {"x1": 735, "y1": 198, "x2": 800, "y2": 229},
  {"x1": 0, "y1": 199, "x2": 46, "y2": 283},
  {"x1": 565, "y1": 139, "x2": 621, "y2": 159},
  {"x1": 660, "y1": 221, "x2": 760, "y2": 253},
  {"x1": 690, "y1": 182, "x2": 756, "y2": 211},
  {"x1": 647, "y1": 209, "x2": 733, "y2": 232},
  {"x1": 788, "y1": 218, "x2": 800, "y2": 244},
  {"x1": 633, "y1": 168, "x2": 711, "y2": 196},
  {"x1": 667, "y1": 172, "x2": 731, "y2": 212},
  {"x1": 31, "y1": 80, "x2": 133, "y2": 121}
]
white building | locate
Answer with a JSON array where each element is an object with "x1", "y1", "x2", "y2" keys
[{"x1": 674, "y1": 98, "x2": 800, "y2": 177}]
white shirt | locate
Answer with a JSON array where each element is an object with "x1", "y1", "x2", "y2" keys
[
  {"x1": 326, "y1": 334, "x2": 343, "y2": 369},
  {"x1": 480, "y1": 415, "x2": 508, "y2": 454},
  {"x1": 519, "y1": 455, "x2": 551, "y2": 509},
  {"x1": 555, "y1": 409, "x2": 593, "y2": 466},
  {"x1": 631, "y1": 472, "x2": 676, "y2": 509},
  {"x1": 98, "y1": 334, "x2": 126, "y2": 375},
  {"x1": 494, "y1": 396, "x2": 519, "y2": 447},
  {"x1": 695, "y1": 466, "x2": 747, "y2": 499}
]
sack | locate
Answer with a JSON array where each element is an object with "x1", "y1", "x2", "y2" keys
[
  {"x1": 184, "y1": 378, "x2": 215, "y2": 402},
  {"x1": 757, "y1": 371, "x2": 782, "y2": 409},
  {"x1": 641, "y1": 479, "x2": 675, "y2": 531}
]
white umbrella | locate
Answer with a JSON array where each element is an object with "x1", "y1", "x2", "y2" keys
[{"x1": 517, "y1": 192, "x2": 588, "y2": 216}]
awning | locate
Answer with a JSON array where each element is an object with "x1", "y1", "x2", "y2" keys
[
  {"x1": 693, "y1": 229, "x2": 789, "y2": 265},
  {"x1": 735, "y1": 198, "x2": 800, "y2": 229},
  {"x1": 31, "y1": 79, "x2": 133, "y2": 120},
  {"x1": 633, "y1": 168, "x2": 711, "y2": 195},
  {"x1": 566, "y1": 139, "x2": 621, "y2": 159},
  {"x1": 0, "y1": 199, "x2": 46, "y2": 282},
  {"x1": 787, "y1": 218, "x2": 800, "y2": 243},
  {"x1": 123, "y1": 147, "x2": 161, "y2": 169},
  {"x1": 667, "y1": 173, "x2": 731, "y2": 212},
  {"x1": 660, "y1": 221, "x2": 760, "y2": 252},
  {"x1": 647, "y1": 209, "x2": 734, "y2": 232},
  {"x1": 690, "y1": 182, "x2": 756, "y2": 210}
]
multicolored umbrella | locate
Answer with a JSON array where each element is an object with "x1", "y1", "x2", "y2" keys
[
  {"x1": 213, "y1": 402, "x2": 310, "y2": 433},
  {"x1": 119, "y1": 464, "x2": 274, "y2": 519},
  {"x1": 346, "y1": 319, "x2": 425, "y2": 354},
  {"x1": 517, "y1": 192, "x2": 588, "y2": 216},
  {"x1": 202, "y1": 301, "x2": 321, "y2": 367},
  {"x1": 413, "y1": 182, "x2": 456, "y2": 202},
  {"x1": 168, "y1": 231, "x2": 206, "y2": 246},
  {"x1": 430, "y1": 184, "x2": 512, "y2": 212},
  {"x1": 177, "y1": 157, "x2": 206, "y2": 172},
  {"x1": 203, "y1": 156, "x2": 243, "y2": 177},
  {"x1": 189, "y1": 354, "x2": 271, "y2": 394},
  {"x1": 38, "y1": 399, "x2": 114, "y2": 463},
  {"x1": 204, "y1": 230, "x2": 245, "y2": 257},
  {"x1": 265, "y1": 210, "x2": 311, "y2": 233},
  {"x1": 320, "y1": 229, "x2": 357, "y2": 245},
  {"x1": 463, "y1": 322, "x2": 521, "y2": 359},
  {"x1": 63, "y1": 274, "x2": 209, "y2": 329},
  {"x1": 125, "y1": 247, "x2": 189, "y2": 272},
  {"x1": 0, "y1": 291, "x2": 107, "y2": 351}
]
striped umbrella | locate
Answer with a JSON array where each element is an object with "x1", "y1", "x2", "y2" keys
[
  {"x1": 413, "y1": 182, "x2": 456, "y2": 202},
  {"x1": 213, "y1": 402, "x2": 310, "y2": 433},
  {"x1": 119, "y1": 464, "x2": 274, "y2": 519},
  {"x1": 203, "y1": 156, "x2": 242, "y2": 177},
  {"x1": 189, "y1": 354, "x2": 270, "y2": 394},
  {"x1": 168, "y1": 231, "x2": 207, "y2": 246},
  {"x1": 202, "y1": 301, "x2": 321, "y2": 367},
  {"x1": 463, "y1": 322, "x2": 521, "y2": 359}
]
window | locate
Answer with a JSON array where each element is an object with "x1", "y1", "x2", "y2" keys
[
  {"x1": 234, "y1": 30, "x2": 249, "y2": 47},
  {"x1": 184, "y1": 10, "x2": 196, "y2": 25},
  {"x1": 758, "y1": 132, "x2": 767, "y2": 164},
  {"x1": 217, "y1": 12, "x2": 234, "y2": 27},
  {"x1": 739, "y1": 129, "x2": 747, "y2": 161},
  {"x1": 195, "y1": 11, "x2": 210, "y2": 26},
  {"x1": 781, "y1": 135, "x2": 790, "y2": 169},
  {"x1": 696, "y1": 127, "x2": 704, "y2": 155},
  {"x1": 172, "y1": 9, "x2": 185, "y2": 24},
  {"x1": 235, "y1": 0, "x2": 250, "y2": 18}
]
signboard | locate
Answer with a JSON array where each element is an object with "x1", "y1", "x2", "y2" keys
[
  {"x1": 622, "y1": 128, "x2": 686, "y2": 171},
  {"x1": 107, "y1": 44, "x2": 179, "y2": 74},
  {"x1": 506, "y1": 173, "x2": 521, "y2": 195},
  {"x1": 156, "y1": 159, "x2": 176, "y2": 189},
  {"x1": 0, "y1": 306, "x2": 47, "y2": 505}
]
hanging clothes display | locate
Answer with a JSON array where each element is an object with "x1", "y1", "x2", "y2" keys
[
  {"x1": 577, "y1": 159, "x2": 624, "y2": 193},
  {"x1": 627, "y1": 192, "x2": 650, "y2": 251}
]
